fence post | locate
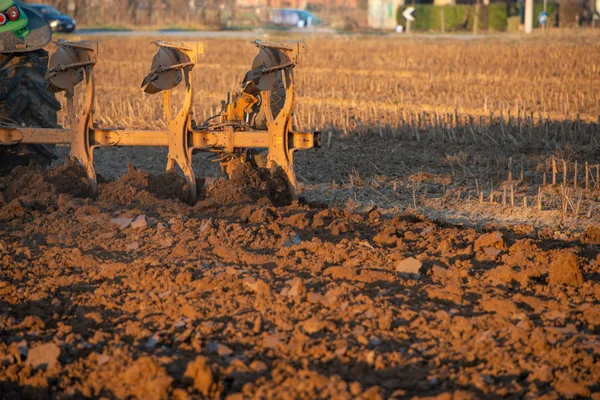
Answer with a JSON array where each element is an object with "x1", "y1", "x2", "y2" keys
[
  {"x1": 473, "y1": 0, "x2": 481, "y2": 34},
  {"x1": 525, "y1": 0, "x2": 534, "y2": 33},
  {"x1": 441, "y1": 7, "x2": 445, "y2": 33}
]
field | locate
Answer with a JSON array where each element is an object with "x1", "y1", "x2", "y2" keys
[
  {"x1": 1, "y1": 31, "x2": 599, "y2": 398},
  {"x1": 78, "y1": 31, "x2": 600, "y2": 228}
]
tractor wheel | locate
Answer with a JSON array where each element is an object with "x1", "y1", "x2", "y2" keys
[{"x1": 0, "y1": 49, "x2": 61, "y2": 174}]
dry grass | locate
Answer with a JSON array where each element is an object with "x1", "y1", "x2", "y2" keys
[{"x1": 62, "y1": 33, "x2": 600, "y2": 131}]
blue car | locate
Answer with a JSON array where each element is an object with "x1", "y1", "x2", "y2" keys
[
  {"x1": 269, "y1": 9, "x2": 322, "y2": 28},
  {"x1": 29, "y1": 4, "x2": 76, "y2": 33}
]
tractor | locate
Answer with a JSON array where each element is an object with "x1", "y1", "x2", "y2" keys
[
  {"x1": 0, "y1": 0, "x2": 59, "y2": 173},
  {"x1": 0, "y1": 1, "x2": 319, "y2": 202}
]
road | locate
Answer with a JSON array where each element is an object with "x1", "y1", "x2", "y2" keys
[
  {"x1": 66, "y1": 28, "x2": 521, "y2": 40},
  {"x1": 70, "y1": 27, "x2": 336, "y2": 38}
]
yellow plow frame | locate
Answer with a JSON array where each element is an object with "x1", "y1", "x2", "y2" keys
[{"x1": 0, "y1": 39, "x2": 320, "y2": 203}]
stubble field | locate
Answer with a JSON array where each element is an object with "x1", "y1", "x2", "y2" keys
[
  {"x1": 73, "y1": 31, "x2": 600, "y2": 228},
  {"x1": 0, "y1": 31, "x2": 599, "y2": 399}
]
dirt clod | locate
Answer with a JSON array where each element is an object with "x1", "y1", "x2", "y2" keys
[
  {"x1": 480, "y1": 298, "x2": 520, "y2": 319},
  {"x1": 99, "y1": 164, "x2": 196, "y2": 204},
  {"x1": 184, "y1": 356, "x2": 215, "y2": 396},
  {"x1": 581, "y1": 225, "x2": 600, "y2": 244},
  {"x1": 474, "y1": 231, "x2": 507, "y2": 251},
  {"x1": 284, "y1": 277, "x2": 306, "y2": 300},
  {"x1": 121, "y1": 357, "x2": 173, "y2": 400},
  {"x1": 549, "y1": 251, "x2": 583, "y2": 287},
  {"x1": 1, "y1": 161, "x2": 92, "y2": 202},
  {"x1": 45, "y1": 160, "x2": 95, "y2": 198},
  {"x1": 206, "y1": 163, "x2": 292, "y2": 207}
]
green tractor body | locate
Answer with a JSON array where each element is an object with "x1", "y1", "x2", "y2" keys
[
  {"x1": 0, "y1": 0, "x2": 59, "y2": 172},
  {"x1": 0, "y1": 0, "x2": 29, "y2": 38},
  {"x1": 0, "y1": 0, "x2": 52, "y2": 52}
]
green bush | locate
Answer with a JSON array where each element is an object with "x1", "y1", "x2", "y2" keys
[
  {"x1": 488, "y1": 3, "x2": 508, "y2": 30},
  {"x1": 397, "y1": 3, "x2": 510, "y2": 32},
  {"x1": 449, "y1": 5, "x2": 472, "y2": 31},
  {"x1": 442, "y1": 5, "x2": 468, "y2": 30},
  {"x1": 398, "y1": 4, "x2": 471, "y2": 31}
]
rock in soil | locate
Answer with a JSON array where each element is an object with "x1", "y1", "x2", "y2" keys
[
  {"x1": 26, "y1": 343, "x2": 61, "y2": 370},
  {"x1": 395, "y1": 257, "x2": 422, "y2": 275}
]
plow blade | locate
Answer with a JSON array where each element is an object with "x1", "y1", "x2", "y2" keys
[
  {"x1": 141, "y1": 41, "x2": 203, "y2": 94},
  {"x1": 46, "y1": 41, "x2": 98, "y2": 93},
  {"x1": 243, "y1": 40, "x2": 304, "y2": 91},
  {"x1": 0, "y1": 39, "x2": 318, "y2": 203}
]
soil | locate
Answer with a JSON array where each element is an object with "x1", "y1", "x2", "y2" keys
[
  {"x1": 205, "y1": 163, "x2": 292, "y2": 207},
  {"x1": 1, "y1": 160, "x2": 92, "y2": 201},
  {"x1": 0, "y1": 162, "x2": 599, "y2": 399},
  {"x1": 98, "y1": 164, "x2": 201, "y2": 205}
]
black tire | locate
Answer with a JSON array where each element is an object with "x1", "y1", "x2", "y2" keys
[{"x1": 0, "y1": 49, "x2": 61, "y2": 174}]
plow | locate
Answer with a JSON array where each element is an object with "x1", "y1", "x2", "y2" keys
[{"x1": 0, "y1": 1, "x2": 319, "y2": 203}]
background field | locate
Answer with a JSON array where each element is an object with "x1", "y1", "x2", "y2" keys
[{"x1": 61, "y1": 31, "x2": 600, "y2": 230}]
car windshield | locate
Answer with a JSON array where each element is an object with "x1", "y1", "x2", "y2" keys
[{"x1": 36, "y1": 6, "x2": 63, "y2": 18}]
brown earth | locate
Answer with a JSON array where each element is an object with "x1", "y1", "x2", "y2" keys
[
  {"x1": 204, "y1": 163, "x2": 293, "y2": 208},
  {"x1": 0, "y1": 164, "x2": 599, "y2": 399}
]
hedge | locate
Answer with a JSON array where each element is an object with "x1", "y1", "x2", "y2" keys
[
  {"x1": 488, "y1": 3, "x2": 508, "y2": 30},
  {"x1": 397, "y1": 2, "x2": 556, "y2": 31}
]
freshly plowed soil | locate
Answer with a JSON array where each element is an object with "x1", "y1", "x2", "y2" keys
[
  {"x1": 0, "y1": 165, "x2": 599, "y2": 399},
  {"x1": 2, "y1": 161, "x2": 92, "y2": 201},
  {"x1": 205, "y1": 163, "x2": 293, "y2": 207},
  {"x1": 98, "y1": 164, "x2": 200, "y2": 205}
]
